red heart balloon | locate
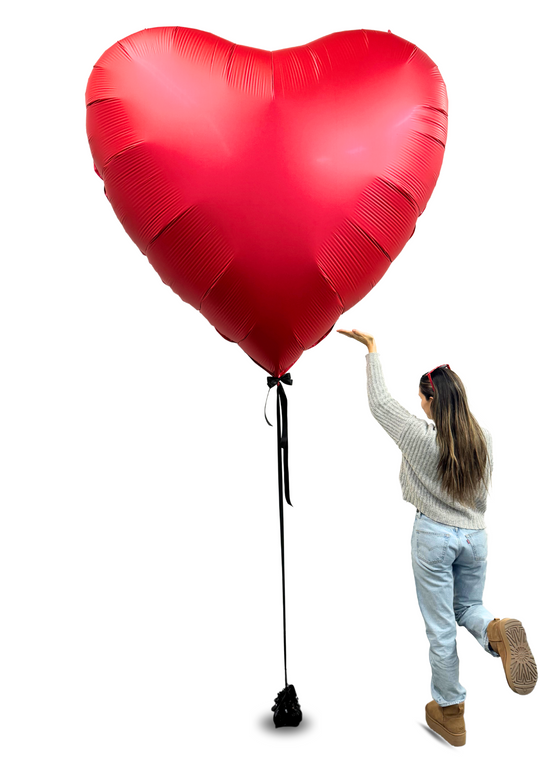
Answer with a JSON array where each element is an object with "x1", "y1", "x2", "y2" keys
[{"x1": 86, "y1": 27, "x2": 447, "y2": 376}]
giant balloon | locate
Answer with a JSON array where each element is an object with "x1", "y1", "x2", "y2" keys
[{"x1": 86, "y1": 27, "x2": 447, "y2": 376}]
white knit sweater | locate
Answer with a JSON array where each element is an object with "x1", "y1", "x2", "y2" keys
[{"x1": 366, "y1": 353, "x2": 492, "y2": 529}]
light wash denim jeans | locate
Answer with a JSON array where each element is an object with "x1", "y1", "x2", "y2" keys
[{"x1": 411, "y1": 510, "x2": 500, "y2": 706}]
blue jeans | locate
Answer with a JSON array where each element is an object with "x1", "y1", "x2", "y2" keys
[{"x1": 411, "y1": 510, "x2": 500, "y2": 706}]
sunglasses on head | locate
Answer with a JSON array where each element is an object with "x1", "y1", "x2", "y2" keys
[{"x1": 425, "y1": 364, "x2": 451, "y2": 392}]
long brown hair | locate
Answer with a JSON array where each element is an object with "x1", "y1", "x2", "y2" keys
[{"x1": 419, "y1": 367, "x2": 492, "y2": 506}]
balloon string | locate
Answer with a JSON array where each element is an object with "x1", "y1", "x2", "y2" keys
[{"x1": 266, "y1": 374, "x2": 293, "y2": 687}]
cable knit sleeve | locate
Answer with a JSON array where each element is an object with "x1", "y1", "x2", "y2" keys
[{"x1": 366, "y1": 352, "x2": 415, "y2": 444}]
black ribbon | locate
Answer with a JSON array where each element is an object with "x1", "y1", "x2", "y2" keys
[
  {"x1": 265, "y1": 372, "x2": 293, "y2": 688},
  {"x1": 265, "y1": 373, "x2": 293, "y2": 508}
]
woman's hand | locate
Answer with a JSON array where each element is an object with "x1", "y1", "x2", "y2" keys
[{"x1": 336, "y1": 329, "x2": 377, "y2": 353}]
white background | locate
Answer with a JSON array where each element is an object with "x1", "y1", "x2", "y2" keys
[{"x1": 1, "y1": 0, "x2": 538, "y2": 760}]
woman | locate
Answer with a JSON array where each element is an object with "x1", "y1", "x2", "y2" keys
[{"x1": 338, "y1": 328, "x2": 537, "y2": 747}]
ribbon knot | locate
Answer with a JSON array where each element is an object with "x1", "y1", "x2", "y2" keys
[{"x1": 267, "y1": 372, "x2": 293, "y2": 389}]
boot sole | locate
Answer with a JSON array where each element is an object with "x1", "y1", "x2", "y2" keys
[
  {"x1": 499, "y1": 619, "x2": 538, "y2": 695},
  {"x1": 426, "y1": 710, "x2": 466, "y2": 746}
]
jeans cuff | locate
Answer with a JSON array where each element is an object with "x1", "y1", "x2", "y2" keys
[
  {"x1": 484, "y1": 634, "x2": 500, "y2": 658},
  {"x1": 436, "y1": 694, "x2": 466, "y2": 706}
]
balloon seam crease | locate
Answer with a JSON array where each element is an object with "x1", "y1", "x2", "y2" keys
[
  {"x1": 102, "y1": 141, "x2": 145, "y2": 171},
  {"x1": 417, "y1": 132, "x2": 446, "y2": 149},
  {"x1": 347, "y1": 220, "x2": 392, "y2": 263},
  {"x1": 224, "y1": 44, "x2": 238, "y2": 85},
  {"x1": 316, "y1": 265, "x2": 345, "y2": 311},
  {"x1": 425, "y1": 104, "x2": 448, "y2": 117},
  {"x1": 380, "y1": 179, "x2": 420, "y2": 214},
  {"x1": 198, "y1": 262, "x2": 233, "y2": 310},
  {"x1": 116, "y1": 41, "x2": 132, "y2": 61},
  {"x1": 86, "y1": 97, "x2": 116, "y2": 108},
  {"x1": 148, "y1": 207, "x2": 198, "y2": 245}
]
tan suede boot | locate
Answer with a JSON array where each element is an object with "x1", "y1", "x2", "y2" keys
[
  {"x1": 487, "y1": 618, "x2": 538, "y2": 695},
  {"x1": 425, "y1": 700, "x2": 466, "y2": 746}
]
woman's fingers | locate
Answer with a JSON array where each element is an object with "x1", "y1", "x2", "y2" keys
[{"x1": 337, "y1": 329, "x2": 369, "y2": 343}]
